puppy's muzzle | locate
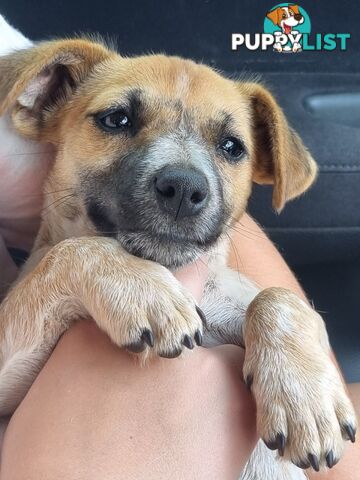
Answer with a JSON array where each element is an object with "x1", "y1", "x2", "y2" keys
[{"x1": 154, "y1": 167, "x2": 209, "y2": 220}]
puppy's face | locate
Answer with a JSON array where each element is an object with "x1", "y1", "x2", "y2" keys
[
  {"x1": 56, "y1": 56, "x2": 254, "y2": 267},
  {"x1": 267, "y1": 6, "x2": 304, "y2": 33},
  {"x1": 0, "y1": 39, "x2": 316, "y2": 268}
]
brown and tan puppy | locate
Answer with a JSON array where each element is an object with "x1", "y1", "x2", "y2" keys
[{"x1": 0, "y1": 38, "x2": 357, "y2": 479}]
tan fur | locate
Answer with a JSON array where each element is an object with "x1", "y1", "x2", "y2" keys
[
  {"x1": 0, "y1": 38, "x2": 356, "y2": 477},
  {"x1": 267, "y1": 7, "x2": 283, "y2": 27},
  {"x1": 245, "y1": 82, "x2": 317, "y2": 211},
  {"x1": 243, "y1": 288, "x2": 355, "y2": 465},
  {"x1": 289, "y1": 5, "x2": 301, "y2": 16}
]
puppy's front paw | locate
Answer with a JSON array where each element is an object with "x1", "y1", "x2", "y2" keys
[
  {"x1": 132, "y1": 268, "x2": 205, "y2": 358},
  {"x1": 243, "y1": 288, "x2": 358, "y2": 472},
  {"x1": 85, "y1": 256, "x2": 204, "y2": 358}
]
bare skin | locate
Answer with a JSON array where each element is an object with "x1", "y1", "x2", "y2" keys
[
  {"x1": 1, "y1": 323, "x2": 257, "y2": 480},
  {"x1": 0, "y1": 214, "x2": 358, "y2": 479}
]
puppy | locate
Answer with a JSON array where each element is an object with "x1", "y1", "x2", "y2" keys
[
  {"x1": 0, "y1": 37, "x2": 357, "y2": 479},
  {"x1": 267, "y1": 4, "x2": 304, "y2": 52}
]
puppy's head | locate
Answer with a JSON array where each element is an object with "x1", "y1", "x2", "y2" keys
[
  {"x1": 0, "y1": 39, "x2": 316, "y2": 268},
  {"x1": 267, "y1": 5, "x2": 304, "y2": 32}
]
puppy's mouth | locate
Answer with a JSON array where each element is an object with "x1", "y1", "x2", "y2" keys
[
  {"x1": 85, "y1": 181, "x2": 226, "y2": 269},
  {"x1": 83, "y1": 157, "x2": 226, "y2": 269},
  {"x1": 283, "y1": 23, "x2": 292, "y2": 34},
  {"x1": 115, "y1": 228, "x2": 222, "y2": 269}
]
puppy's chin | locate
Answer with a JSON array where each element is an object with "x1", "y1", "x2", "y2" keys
[{"x1": 116, "y1": 231, "x2": 210, "y2": 269}]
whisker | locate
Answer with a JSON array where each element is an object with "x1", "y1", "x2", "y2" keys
[
  {"x1": 2, "y1": 151, "x2": 53, "y2": 157},
  {"x1": 42, "y1": 194, "x2": 76, "y2": 215},
  {"x1": 25, "y1": 188, "x2": 75, "y2": 199},
  {"x1": 238, "y1": 220, "x2": 268, "y2": 236},
  {"x1": 229, "y1": 227, "x2": 264, "y2": 243},
  {"x1": 224, "y1": 230, "x2": 246, "y2": 285},
  {"x1": 197, "y1": 256, "x2": 210, "y2": 269},
  {"x1": 193, "y1": 260, "x2": 201, "y2": 281},
  {"x1": 226, "y1": 221, "x2": 268, "y2": 241},
  {"x1": 230, "y1": 226, "x2": 267, "y2": 241}
]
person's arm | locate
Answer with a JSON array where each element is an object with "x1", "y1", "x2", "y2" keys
[{"x1": 228, "y1": 214, "x2": 306, "y2": 300}]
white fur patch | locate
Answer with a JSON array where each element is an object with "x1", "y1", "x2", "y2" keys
[
  {"x1": 175, "y1": 71, "x2": 190, "y2": 97},
  {"x1": 0, "y1": 14, "x2": 32, "y2": 55}
]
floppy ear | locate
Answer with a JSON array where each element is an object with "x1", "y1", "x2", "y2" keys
[
  {"x1": 266, "y1": 8, "x2": 281, "y2": 26},
  {"x1": 0, "y1": 38, "x2": 113, "y2": 140},
  {"x1": 244, "y1": 83, "x2": 317, "y2": 212},
  {"x1": 289, "y1": 5, "x2": 300, "y2": 15}
]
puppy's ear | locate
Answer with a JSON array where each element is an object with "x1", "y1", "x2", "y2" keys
[
  {"x1": 0, "y1": 38, "x2": 112, "y2": 140},
  {"x1": 289, "y1": 5, "x2": 300, "y2": 15},
  {"x1": 243, "y1": 83, "x2": 317, "y2": 212},
  {"x1": 266, "y1": 8, "x2": 281, "y2": 26}
]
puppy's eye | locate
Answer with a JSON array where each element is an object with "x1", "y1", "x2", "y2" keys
[
  {"x1": 219, "y1": 137, "x2": 245, "y2": 161},
  {"x1": 282, "y1": 13, "x2": 287, "y2": 18},
  {"x1": 96, "y1": 110, "x2": 132, "y2": 132}
]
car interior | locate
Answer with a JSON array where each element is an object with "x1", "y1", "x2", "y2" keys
[{"x1": 1, "y1": 0, "x2": 359, "y2": 382}]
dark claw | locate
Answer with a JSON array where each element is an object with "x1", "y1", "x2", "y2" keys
[
  {"x1": 194, "y1": 330, "x2": 203, "y2": 346},
  {"x1": 277, "y1": 433, "x2": 285, "y2": 457},
  {"x1": 244, "y1": 374, "x2": 253, "y2": 390},
  {"x1": 126, "y1": 340, "x2": 146, "y2": 353},
  {"x1": 308, "y1": 453, "x2": 320, "y2": 472},
  {"x1": 264, "y1": 433, "x2": 286, "y2": 456},
  {"x1": 196, "y1": 306, "x2": 207, "y2": 327},
  {"x1": 141, "y1": 329, "x2": 154, "y2": 347},
  {"x1": 159, "y1": 348, "x2": 182, "y2": 359},
  {"x1": 182, "y1": 334, "x2": 194, "y2": 350},
  {"x1": 264, "y1": 438, "x2": 279, "y2": 451},
  {"x1": 294, "y1": 459, "x2": 310, "y2": 470},
  {"x1": 326, "y1": 450, "x2": 337, "y2": 469},
  {"x1": 344, "y1": 424, "x2": 356, "y2": 443}
]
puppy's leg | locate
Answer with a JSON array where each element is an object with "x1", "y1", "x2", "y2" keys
[
  {"x1": 202, "y1": 266, "x2": 357, "y2": 474},
  {"x1": 201, "y1": 267, "x2": 258, "y2": 347},
  {"x1": 243, "y1": 287, "x2": 357, "y2": 470},
  {"x1": 240, "y1": 441, "x2": 306, "y2": 480},
  {"x1": 0, "y1": 237, "x2": 203, "y2": 415},
  {"x1": 201, "y1": 271, "x2": 306, "y2": 479}
]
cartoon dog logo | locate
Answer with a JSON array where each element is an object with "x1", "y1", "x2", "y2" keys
[{"x1": 266, "y1": 4, "x2": 305, "y2": 52}]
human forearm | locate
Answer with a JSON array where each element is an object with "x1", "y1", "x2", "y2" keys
[{"x1": 228, "y1": 213, "x2": 306, "y2": 301}]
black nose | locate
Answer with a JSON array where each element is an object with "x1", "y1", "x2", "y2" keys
[
  {"x1": 294, "y1": 13, "x2": 302, "y2": 21},
  {"x1": 154, "y1": 168, "x2": 209, "y2": 219}
]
